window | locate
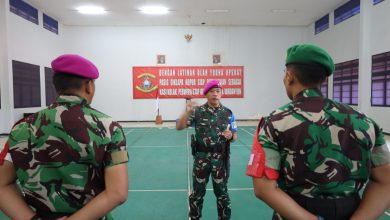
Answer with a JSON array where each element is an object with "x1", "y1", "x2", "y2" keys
[
  {"x1": 373, "y1": 0, "x2": 385, "y2": 5},
  {"x1": 45, "y1": 67, "x2": 57, "y2": 105},
  {"x1": 333, "y1": 59, "x2": 359, "y2": 105},
  {"x1": 43, "y1": 13, "x2": 59, "y2": 34},
  {"x1": 9, "y1": 0, "x2": 38, "y2": 25},
  {"x1": 334, "y1": 0, "x2": 360, "y2": 25},
  {"x1": 315, "y1": 14, "x2": 329, "y2": 35},
  {"x1": 320, "y1": 79, "x2": 328, "y2": 98},
  {"x1": 12, "y1": 60, "x2": 41, "y2": 108},
  {"x1": 371, "y1": 52, "x2": 390, "y2": 106}
]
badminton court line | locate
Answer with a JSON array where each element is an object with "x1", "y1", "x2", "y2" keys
[
  {"x1": 128, "y1": 188, "x2": 254, "y2": 192},
  {"x1": 129, "y1": 145, "x2": 184, "y2": 148},
  {"x1": 239, "y1": 127, "x2": 254, "y2": 136},
  {"x1": 124, "y1": 129, "x2": 135, "y2": 136},
  {"x1": 129, "y1": 189, "x2": 187, "y2": 192},
  {"x1": 129, "y1": 145, "x2": 247, "y2": 148}
]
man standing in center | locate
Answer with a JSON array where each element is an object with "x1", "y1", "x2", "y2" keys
[{"x1": 177, "y1": 79, "x2": 238, "y2": 220}]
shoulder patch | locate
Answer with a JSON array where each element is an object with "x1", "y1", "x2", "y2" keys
[{"x1": 111, "y1": 151, "x2": 129, "y2": 165}]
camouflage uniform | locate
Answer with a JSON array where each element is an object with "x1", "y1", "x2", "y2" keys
[
  {"x1": 257, "y1": 88, "x2": 390, "y2": 220},
  {"x1": 8, "y1": 95, "x2": 128, "y2": 219},
  {"x1": 187, "y1": 103, "x2": 237, "y2": 220}
]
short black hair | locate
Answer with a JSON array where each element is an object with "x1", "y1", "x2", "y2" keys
[
  {"x1": 53, "y1": 73, "x2": 88, "y2": 93},
  {"x1": 286, "y1": 63, "x2": 327, "y2": 86}
]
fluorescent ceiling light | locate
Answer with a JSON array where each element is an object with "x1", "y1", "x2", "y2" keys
[
  {"x1": 76, "y1": 6, "x2": 107, "y2": 15},
  {"x1": 140, "y1": 6, "x2": 169, "y2": 15},
  {"x1": 206, "y1": 9, "x2": 229, "y2": 13},
  {"x1": 271, "y1": 9, "x2": 295, "y2": 13}
]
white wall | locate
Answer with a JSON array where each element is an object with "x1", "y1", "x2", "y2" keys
[
  {"x1": 63, "y1": 26, "x2": 307, "y2": 122},
  {"x1": 5, "y1": 1, "x2": 389, "y2": 133},
  {"x1": 1, "y1": 2, "x2": 309, "y2": 132},
  {"x1": 370, "y1": 0, "x2": 390, "y2": 54},
  {"x1": 308, "y1": 14, "x2": 360, "y2": 64},
  {"x1": 308, "y1": 1, "x2": 390, "y2": 133},
  {"x1": 0, "y1": 1, "x2": 63, "y2": 133}
]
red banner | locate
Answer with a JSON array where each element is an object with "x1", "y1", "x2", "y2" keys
[{"x1": 133, "y1": 66, "x2": 244, "y2": 99}]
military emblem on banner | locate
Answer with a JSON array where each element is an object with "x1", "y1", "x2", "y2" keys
[{"x1": 135, "y1": 72, "x2": 158, "y2": 93}]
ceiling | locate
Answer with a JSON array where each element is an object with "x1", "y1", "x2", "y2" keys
[{"x1": 26, "y1": 0, "x2": 347, "y2": 27}]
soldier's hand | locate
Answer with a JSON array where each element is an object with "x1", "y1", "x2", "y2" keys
[
  {"x1": 223, "y1": 130, "x2": 233, "y2": 140},
  {"x1": 186, "y1": 101, "x2": 198, "y2": 112}
]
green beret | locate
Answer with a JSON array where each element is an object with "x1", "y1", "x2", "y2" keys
[{"x1": 285, "y1": 44, "x2": 335, "y2": 76}]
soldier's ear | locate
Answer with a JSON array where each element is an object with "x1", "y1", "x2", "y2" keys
[
  {"x1": 84, "y1": 79, "x2": 95, "y2": 95},
  {"x1": 285, "y1": 70, "x2": 295, "y2": 85}
]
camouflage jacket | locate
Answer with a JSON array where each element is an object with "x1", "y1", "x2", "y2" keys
[
  {"x1": 258, "y1": 88, "x2": 390, "y2": 198},
  {"x1": 8, "y1": 95, "x2": 128, "y2": 214},
  {"x1": 187, "y1": 103, "x2": 237, "y2": 148}
]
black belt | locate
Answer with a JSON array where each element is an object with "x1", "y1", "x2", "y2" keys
[
  {"x1": 287, "y1": 193, "x2": 361, "y2": 220},
  {"x1": 37, "y1": 212, "x2": 107, "y2": 220},
  {"x1": 196, "y1": 144, "x2": 223, "y2": 153},
  {"x1": 37, "y1": 212, "x2": 71, "y2": 220}
]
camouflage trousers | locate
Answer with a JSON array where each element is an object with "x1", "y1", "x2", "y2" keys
[{"x1": 189, "y1": 152, "x2": 231, "y2": 220}]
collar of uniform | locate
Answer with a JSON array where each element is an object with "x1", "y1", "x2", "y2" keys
[
  {"x1": 203, "y1": 102, "x2": 222, "y2": 112},
  {"x1": 56, "y1": 95, "x2": 88, "y2": 105},
  {"x1": 294, "y1": 88, "x2": 322, "y2": 100}
]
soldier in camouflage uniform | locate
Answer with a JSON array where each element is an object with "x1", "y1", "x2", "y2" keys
[
  {"x1": 247, "y1": 44, "x2": 390, "y2": 220},
  {"x1": 0, "y1": 54, "x2": 129, "y2": 220},
  {"x1": 177, "y1": 80, "x2": 238, "y2": 220}
]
